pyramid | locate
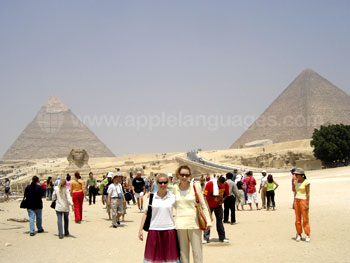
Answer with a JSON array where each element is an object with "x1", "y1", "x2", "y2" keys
[
  {"x1": 2, "y1": 95, "x2": 115, "y2": 160},
  {"x1": 231, "y1": 69, "x2": 350, "y2": 148}
]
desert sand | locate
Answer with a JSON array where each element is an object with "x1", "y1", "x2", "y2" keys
[{"x1": 1, "y1": 165, "x2": 350, "y2": 263}]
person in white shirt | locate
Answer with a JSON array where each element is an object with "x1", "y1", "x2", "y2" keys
[
  {"x1": 107, "y1": 174, "x2": 126, "y2": 228},
  {"x1": 138, "y1": 174, "x2": 180, "y2": 263},
  {"x1": 53, "y1": 178, "x2": 73, "y2": 239},
  {"x1": 258, "y1": 170, "x2": 268, "y2": 209}
]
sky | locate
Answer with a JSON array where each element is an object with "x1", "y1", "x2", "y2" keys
[{"x1": 0, "y1": 0, "x2": 349, "y2": 157}]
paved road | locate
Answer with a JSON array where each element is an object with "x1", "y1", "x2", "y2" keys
[{"x1": 186, "y1": 151, "x2": 235, "y2": 171}]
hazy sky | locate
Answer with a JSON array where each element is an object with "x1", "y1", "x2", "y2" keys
[{"x1": 1, "y1": 0, "x2": 349, "y2": 157}]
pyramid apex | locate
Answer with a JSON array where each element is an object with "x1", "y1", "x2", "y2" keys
[{"x1": 44, "y1": 95, "x2": 69, "y2": 113}]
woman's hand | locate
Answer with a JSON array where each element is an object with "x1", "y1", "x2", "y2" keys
[
  {"x1": 305, "y1": 204, "x2": 309, "y2": 211},
  {"x1": 205, "y1": 226, "x2": 211, "y2": 232},
  {"x1": 138, "y1": 230, "x2": 143, "y2": 241}
]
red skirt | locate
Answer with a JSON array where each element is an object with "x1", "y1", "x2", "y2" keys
[{"x1": 144, "y1": 229, "x2": 180, "y2": 263}]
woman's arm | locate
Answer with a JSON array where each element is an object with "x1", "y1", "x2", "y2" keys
[
  {"x1": 305, "y1": 184, "x2": 310, "y2": 211},
  {"x1": 138, "y1": 211, "x2": 147, "y2": 241},
  {"x1": 274, "y1": 181, "x2": 279, "y2": 190}
]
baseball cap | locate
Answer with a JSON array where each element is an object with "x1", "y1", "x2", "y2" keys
[
  {"x1": 290, "y1": 168, "x2": 296, "y2": 173},
  {"x1": 261, "y1": 170, "x2": 267, "y2": 173}
]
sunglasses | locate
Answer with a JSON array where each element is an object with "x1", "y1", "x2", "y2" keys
[
  {"x1": 158, "y1": 181, "x2": 168, "y2": 185},
  {"x1": 179, "y1": 174, "x2": 190, "y2": 177}
]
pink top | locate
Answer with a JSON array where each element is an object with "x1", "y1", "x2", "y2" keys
[{"x1": 66, "y1": 180, "x2": 71, "y2": 190}]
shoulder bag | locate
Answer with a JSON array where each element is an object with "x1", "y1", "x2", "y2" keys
[
  {"x1": 193, "y1": 183, "x2": 207, "y2": 230},
  {"x1": 20, "y1": 196, "x2": 28, "y2": 209},
  {"x1": 143, "y1": 193, "x2": 154, "y2": 232}
]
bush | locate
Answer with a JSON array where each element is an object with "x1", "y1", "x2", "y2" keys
[{"x1": 311, "y1": 124, "x2": 350, "y2": 168}]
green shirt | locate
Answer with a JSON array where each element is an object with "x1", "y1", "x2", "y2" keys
[{"x1": 266, "y1": 182, "x2": 274, "y2": 191}]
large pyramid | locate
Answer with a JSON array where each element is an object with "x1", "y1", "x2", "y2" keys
[
  {"x1": 231, "y1": 69, "x2": 350, "y2": 148},
  {"x1": 2, "y1": 96, "x2": 115, "y2": 160}
]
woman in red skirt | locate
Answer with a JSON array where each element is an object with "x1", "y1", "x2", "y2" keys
[
  {"x1": 138, "y1": 174, "x2": 180, "y2": 263},
  {"x1": 70, "y1": 171, "x2": 84, "y2": 223}
]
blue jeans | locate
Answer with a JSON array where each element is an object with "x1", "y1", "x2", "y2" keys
[
  {"x1": 27, "y1": 209, "x2": 43, "y2": 234},
  {"x1": 46, "y1": 188, "x2": 53, "y2": 200},
  {"x1": 56, "y1": 211, "x2": 69, "y2": 237}
]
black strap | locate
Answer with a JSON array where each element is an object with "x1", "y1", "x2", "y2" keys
[{"x1": 149, "y1": 193, "x2": 154, "y2": 205}]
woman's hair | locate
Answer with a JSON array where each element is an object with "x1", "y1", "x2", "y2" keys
[
  {"x1": 59, "y1": 179, "x2": 67, "y2": 192},
  {"x1": 5, "y1": 178, "x2": 9, "y2": 182},
  {"x1": 74, "y1": 171, "x2": 80, "y2": 179},
  {"x1": 47, "y1": 176, "x2": 52, "y2": 184},
  {"x1": 176, "y1": 165, "x2": 192, "y2": 179},
  {"x1": 89, "y1": 172, "x2": 93, "y2": 176},
  {"x1": 31, "y1": 176, "x2": 39, "y2": 186},
  {"x1": 66, "y1": 174, "x2": 71, "y2": 181},
  {"x1": 156, "y1": 174, "x2": 168, "y2": 183},
  {"x1": 267, "y1": 174, "x2": 273, "y2": 183}
]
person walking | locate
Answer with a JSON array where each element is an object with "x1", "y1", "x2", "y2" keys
[
  {"x1": 173, "y1": 165, "x2": 212, "y2": 263},
  {"x1": 128, "y1": 172, "x2": 136, "y2": 205},
  {"x1": 224, "y1": 173, "x2": 240, "y2": 225},
  {"x1": 203, "y1": 176, "x2": 229, "y2": 243},
  {"x1": 70, "y1": 171, "x2": 84, "y2": 223},
  {"x1": 4, "y1": 178, "x2": 10, "y2": 202},
  {"x1": 107, "y1": 174, "x2": 126, "y2": 228},
  {"x1": 243, "y1": 171, "x2": 259, "y2": 210},
  {"x1": 235, "y1": 179, "x2": 245, "y2": 211},
  {"x1": 293, "y1": 168, "x2": 311, "y2": 242},
  {"x1": 86, "y1": 172, "x2": 97, "y2": 205},
  {"x1": 139, "y1": 174, "x2": 180, "y2": 263},
  {"x1": 258, "y1": 170, "x2": 268, "y2": 209},
  {"x1": 132, "y1": 171, "x2": 145, "y2": 212},
  {"x1": 46, "y1": 177, "x2": 54, "y2": 200},
  {"x1": 65, "y1": 174, "x2": 71, "y2": 190},
  {"x1": 265, "y1": 174, "x2": 279, "y2": 211},
  {"x1": 53, "y1": 178, "x2": 73, "y2": 239},
  {"x1": 24, "y1": 176, "x2": 45, "y2": 236}
]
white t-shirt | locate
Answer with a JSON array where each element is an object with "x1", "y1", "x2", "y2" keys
[
  {"x1": 145, "y1": 191, "x2": 175, "y2": 230},
  {"x1": 107, "y1": 183, "x2": 123, "y2": 198},
  {"x1": 260, "y1": 176, "x2": 267, "y2": 187}
]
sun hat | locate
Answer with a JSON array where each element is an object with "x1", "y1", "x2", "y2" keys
[
  {"x1": 261, "y1": 170, "x2": 267, "y2": 173},
  {"x1": 107, "y1": 172, "x2": 114, "y2": 178},
  {"x1": 294, "y1": 168, "x2": 305, "y2": 175}
]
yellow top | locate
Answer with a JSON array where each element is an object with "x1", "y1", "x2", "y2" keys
[
  {"x1": 173, "y1": 182, "x2": 212, "y2": 229},
  {"x1": 294, "y1": 179, "x2": 309, "y2": 200},
  {"x1": 70, "y1": 179, "x2": 84, "y2": 193}
]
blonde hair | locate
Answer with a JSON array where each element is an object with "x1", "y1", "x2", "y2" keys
[
  {"x1": 59, "y1": 178, "x2": 67, "y2": 192},
  {"x1": 156, "y1": 174, "x2": 168, "y2": 183}
]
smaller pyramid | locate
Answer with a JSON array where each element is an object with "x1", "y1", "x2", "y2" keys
[
  {"x1": 231, "y1": 69, "x2": 350, "y2": 148},
  {"x1": 3, "y1": 96, "x2": 115, "y2": 160}
]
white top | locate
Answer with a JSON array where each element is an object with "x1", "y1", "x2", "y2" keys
[
  {"x1": 53, "y1": 187, "x2": 73, "y2": 212},
  {"x1": 145, "y1": 190, "x2": 175, "y2": 231},
  {"x1": 260, "y1": 176, "x2": 267, "y2": 187},
  {"x1": 107, "y1": 183, "x2": 123, "y2": 198}
]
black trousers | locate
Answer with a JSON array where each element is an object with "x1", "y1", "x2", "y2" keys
[
  {"x1": 266, "y1": 190, "x2": 275, "y2": 208},
  {"x1": 89, "y1": 186, "x2": 96, "y2": 204},
  {"x1": 204, "y1": 206, "x2": 226, "y2": 241},
  {"x1": 224, "y1": 195, "x2": 236, "y2": 223}
]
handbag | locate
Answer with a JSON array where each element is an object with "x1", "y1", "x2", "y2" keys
[
  {"x1": 50, "y1": 200, "x2": 56, "y2": 209},
  {"x1": 193, "y1": 183, "x2": 208, "y2": 230},
  {"x1": 143, "y1": 193, "x2": 154, "y2": 232},
  {"x1": 20, "y1": 196, "x2": 28, "y2": 209}
]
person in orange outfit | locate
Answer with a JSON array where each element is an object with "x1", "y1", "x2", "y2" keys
[
  {"x1": 70, "y1": 171, "x2": 85, "y2": 223},
  {"x1": 293, "y1": 168, "x2": 310, "y2": 242}
]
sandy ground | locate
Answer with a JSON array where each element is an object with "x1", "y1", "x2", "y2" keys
[{"x1": 1, "y1": 167, "x2": 350, "y2": 263}]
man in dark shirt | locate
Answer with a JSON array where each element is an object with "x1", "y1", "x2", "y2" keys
[
  {"x1": 24, "y1": 176, "x2": 45, "y2": 236},
  {"x1": 132, "y1": 171, "x2": 145, "y2": 212}
]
